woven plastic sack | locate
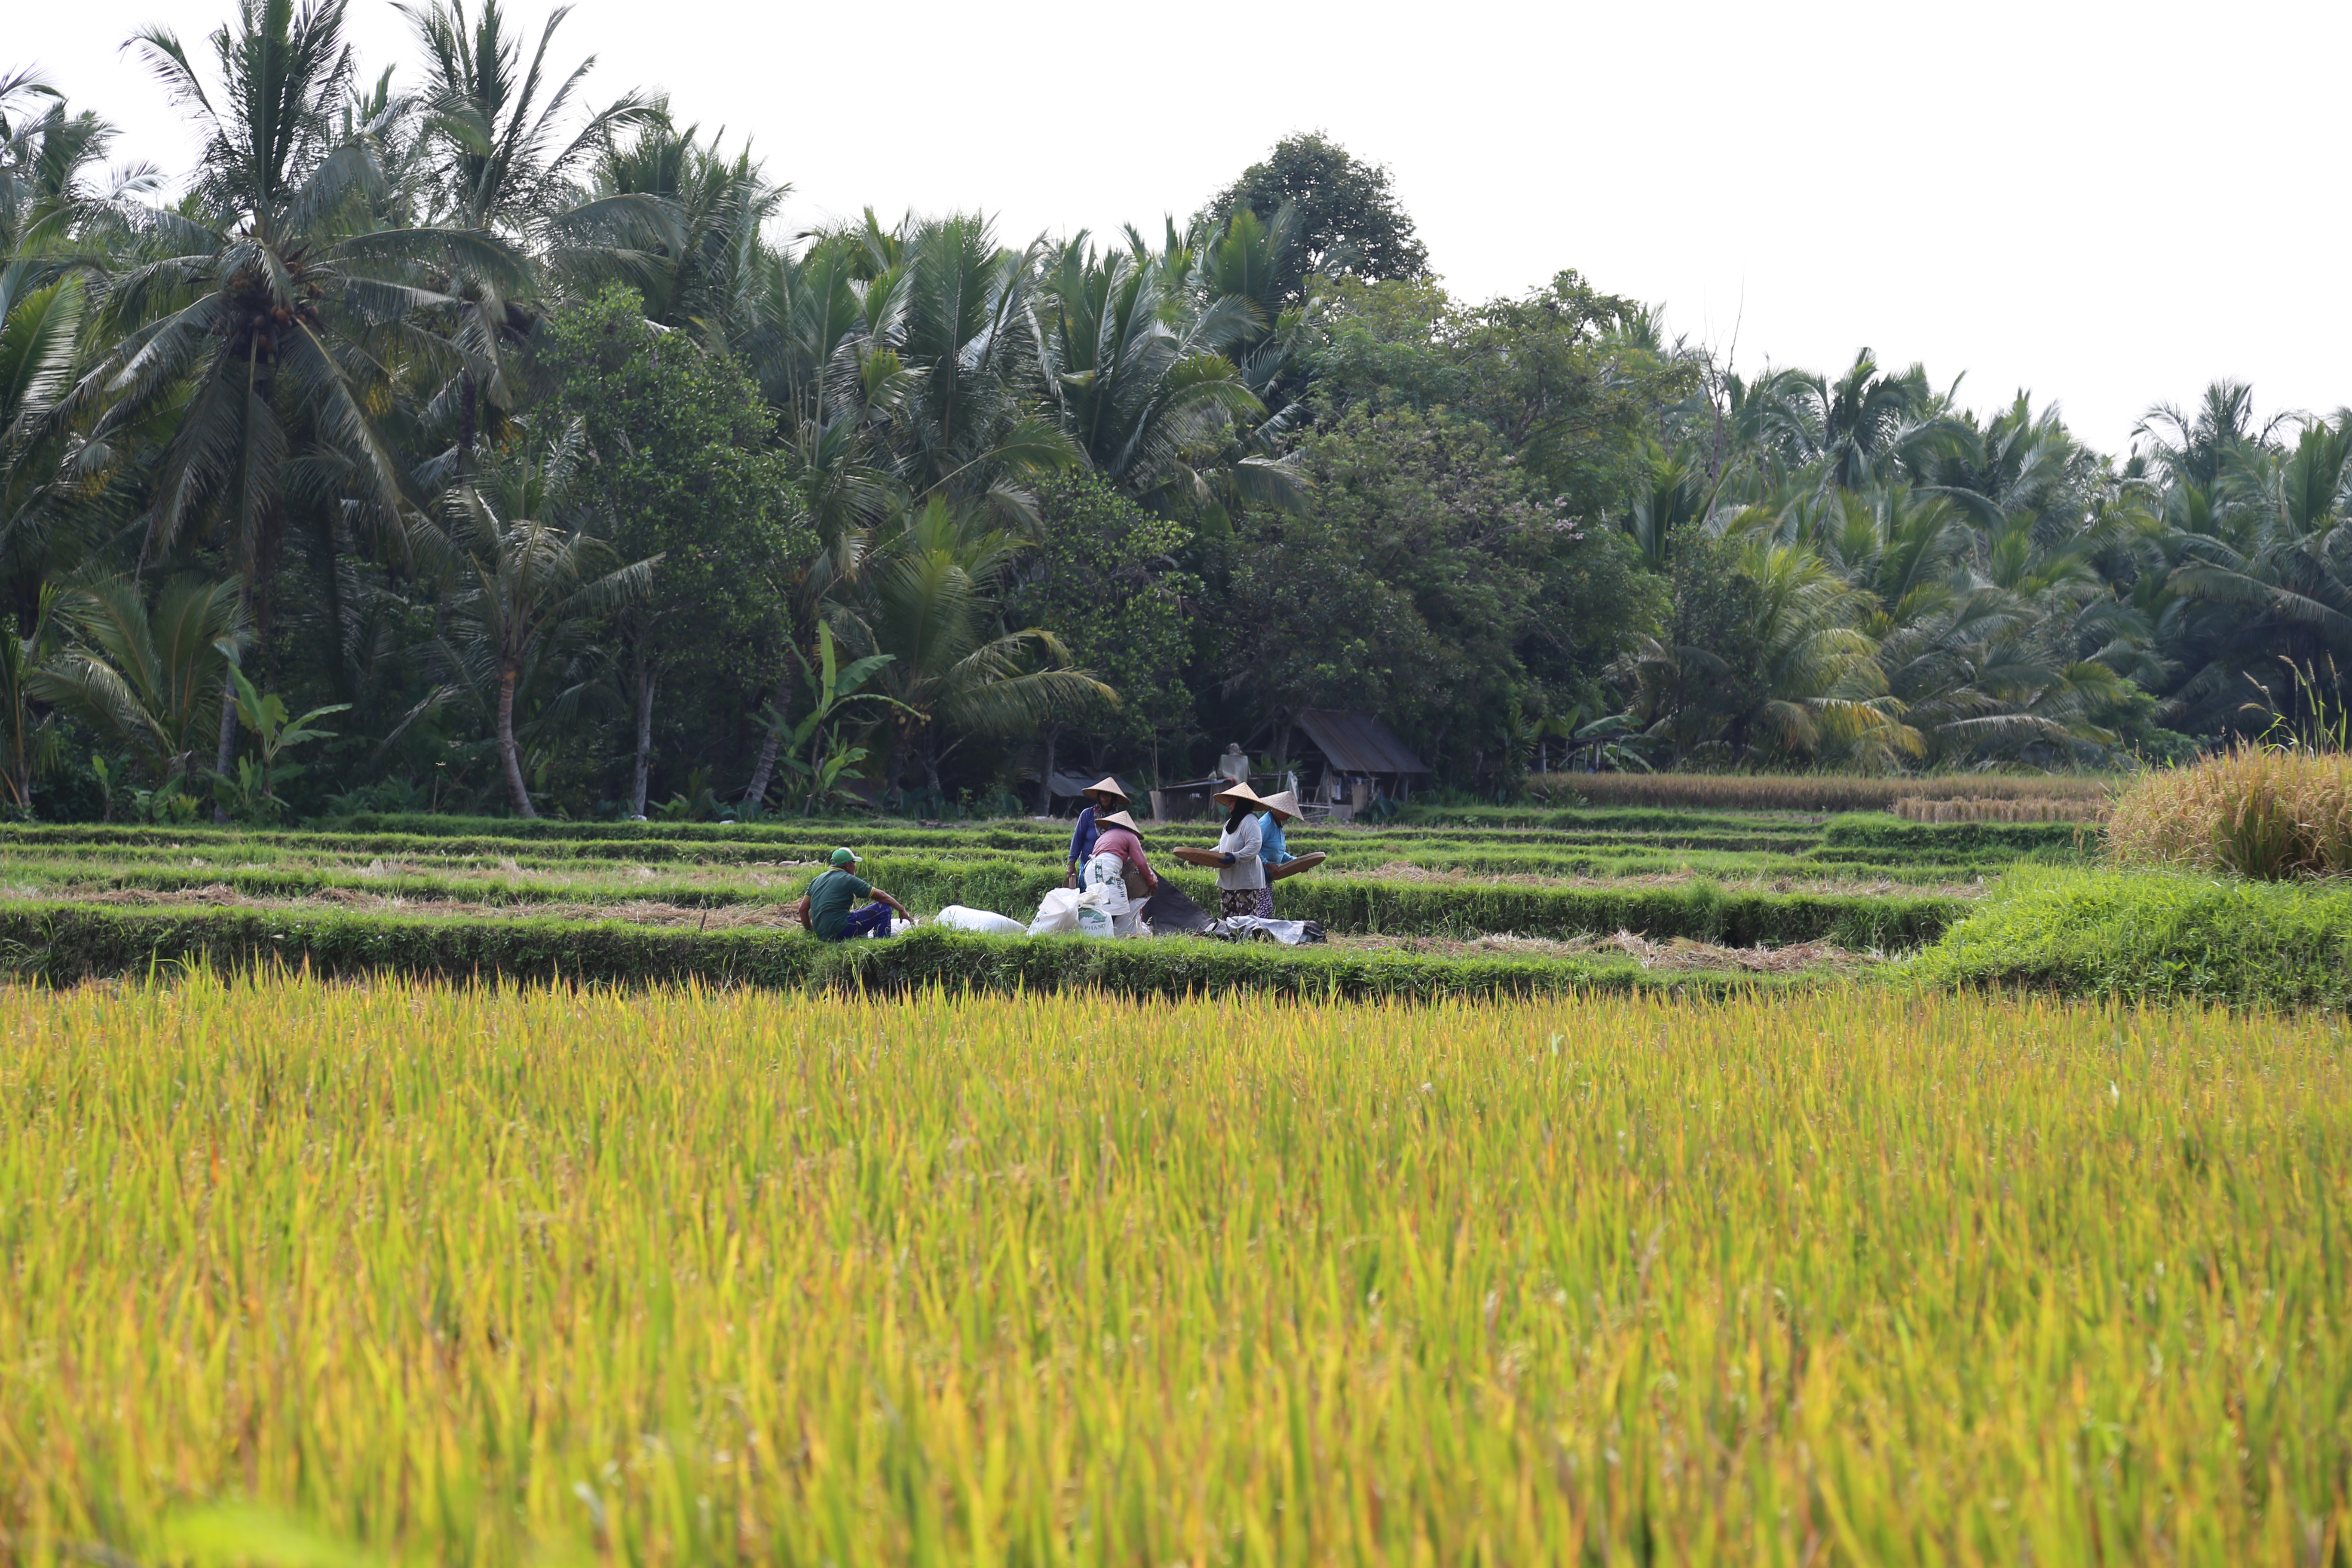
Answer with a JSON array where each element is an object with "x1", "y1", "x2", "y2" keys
[
  {"x1": 936, "y1": 904, "x2": 1024, "y2": 936},
  {"x1": 1026, "y1": 886, "x2": 1085, "y2": 936}
]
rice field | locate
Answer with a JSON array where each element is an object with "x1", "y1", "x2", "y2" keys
[
  {"x1": 0, "y1": 809, "x2": 2069, "y2": 974},
  {"x1": 4, "y1": 974, "x2": 2347, "y2": 1565}
]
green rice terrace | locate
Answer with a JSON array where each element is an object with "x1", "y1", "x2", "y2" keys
[
  {"x1": 0, "y1": 787, "x2": 2126, "y2": 1000},
  {"x1": 9, "y1": 769, "x2": 2340, "y2": 1008}
]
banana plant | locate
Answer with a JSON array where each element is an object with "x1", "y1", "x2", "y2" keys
[
  {"x1": 761, "y1": 622, "x2": 911, "y2": 816},
  {"x1": 1571, "y1": 713, "x2": 1661, "y2": 774},
  {"x1": 214, "y1": 667, "x2": 349, "y2": 821}
]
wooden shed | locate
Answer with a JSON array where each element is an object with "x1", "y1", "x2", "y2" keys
[{"x1": 1282, "y1": 709, "x2": 1430, "y2": 820}]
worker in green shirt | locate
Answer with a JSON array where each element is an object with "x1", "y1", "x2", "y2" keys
[{"x1": 803, "y1": 848, "x2": 911, "y2": 940}]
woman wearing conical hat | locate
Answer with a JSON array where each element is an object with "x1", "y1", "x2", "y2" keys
[
  {"x1": 1250, "y1": 790, "x2": 1301, "y2": 919},
  {"x1": 1077, "y1": 808, "x2": 1157, "y2": 937},
  {"x1": 1208, "y1": 780, "x2": 1270, "y2": 920},
  {"x1": 1063, "y1": 775, "x2": 1128, "y2": 887}
]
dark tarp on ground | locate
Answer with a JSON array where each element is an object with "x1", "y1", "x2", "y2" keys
[
  {"x1": 1142, "y1": 881, "x2": 1216, "y2": 934},
  {"x1": 1292, "y1": 710, "x2": 1430, "y2": 776}
]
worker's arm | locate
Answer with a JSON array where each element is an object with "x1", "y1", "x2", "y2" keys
[{"x1": 871, "y1": 887, "x2": 912, "y2": 918}]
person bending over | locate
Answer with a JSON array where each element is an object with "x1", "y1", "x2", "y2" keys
[{"x1": 805, "y1": 848, "x2": 910, "y2": 940}]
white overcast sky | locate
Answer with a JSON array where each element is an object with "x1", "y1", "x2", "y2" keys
[{"x1": 11, "y1": 0, "x2": 2346, "y2": 456}]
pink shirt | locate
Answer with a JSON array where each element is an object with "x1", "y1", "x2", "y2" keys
[{"x1": 1092, "y1": 825, "x2": 1157, "y2": 889}]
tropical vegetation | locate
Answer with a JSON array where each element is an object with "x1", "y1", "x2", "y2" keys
[{"x1": 3, "y1": 0, "x2": 2345, "y2": 824}]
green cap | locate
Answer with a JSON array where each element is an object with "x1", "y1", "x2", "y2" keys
[{"x1": 830, "y1": 847, "x2": 861, "y2": 867}]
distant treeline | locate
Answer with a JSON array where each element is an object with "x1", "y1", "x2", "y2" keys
[{"x1": 2, "y1": 0, "x2": 2344, "y2": 824}]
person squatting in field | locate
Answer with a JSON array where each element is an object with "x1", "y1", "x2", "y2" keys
[
  {"x1": 1078, "y1": 808, "x2": 1158, "y2": 937},
  {"x1": 1210, "y1": 781, "x2": 1268, "y2": 919},
  {"x1": 805, "y1": 848, "x2": 911, "y2": 939}
]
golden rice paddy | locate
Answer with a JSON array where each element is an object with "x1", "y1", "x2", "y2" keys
[{"x1": 2, "y1": 976, "x2": 2346, "y2": 1565}]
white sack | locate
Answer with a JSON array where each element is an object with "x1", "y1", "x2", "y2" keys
[
  {"x1": 936, "y1": 904, "x2": 1024, "y2": 936},
  {"x1": 1026, "y1": 886, "x2": 1085, "y2": 936}
]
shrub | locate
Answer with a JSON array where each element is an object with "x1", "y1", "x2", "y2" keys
[
  {"x1": 1906, "y1": 866, "x2": 2352, "y2": 1008},
  {"x1": 2107, "y1": 745, "x2": 2352, "y2": 879}
]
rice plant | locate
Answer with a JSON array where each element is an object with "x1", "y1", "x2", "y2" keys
[
  {"x1": 2, "y1": 975, "x2": 2347, "y2": 1565},
  {"x1": 2107, "y1": 743, "x2": 2352, "y2": 878}
]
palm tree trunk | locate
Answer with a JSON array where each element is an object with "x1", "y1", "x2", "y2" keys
[
  {"x1": 497, "y1": 663, "x2": 535, "y2": 818},
  {"x1": 628, "y1": 657, "x2": 656, "y2": 817},
  {"x1": 740, "y1": 673, "x2": 790, "y2": 811},
  {"x1": 211, "y1": 673, "x2": 238, "y2": 823},
  {"x1": 213, "y1": 575, "x2": 252, "y2": 823}
]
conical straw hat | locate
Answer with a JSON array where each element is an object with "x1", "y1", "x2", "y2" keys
[
  {"x1": 1211, "y1": 779, "x2": 1267, "y2": 809},
  {"x1": 1082, "y1": 775, "x2": 1129, "y2": 803},
  {"x1": 1099, "y1": 809, "x2": 1140, "y2": 833},
  {"x1": 1257, "y1": 790, "x2": 1300, "y2": 821}
]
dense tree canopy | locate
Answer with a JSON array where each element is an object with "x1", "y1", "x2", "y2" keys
[
  {"x1": 1208, "y1": 131, "x2": 1429, "y2": 304},
  {"x1": 0, "y1": 0, "x2": 2340, "y2": 823}
]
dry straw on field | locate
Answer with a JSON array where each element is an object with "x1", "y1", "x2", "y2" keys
[
  {"x1": 1536, "y1": 771, "x2": 2111, "y2": 814},
  {"x1": 2107, "y1": 744, "x2": 2352, "y2": 878},
  {"x1": 1892, "y1": 794, "x2": 2111, "y2": 823},
  {"x1": 3, "y1": 974, "x2": 2348, "y2": 1565}
]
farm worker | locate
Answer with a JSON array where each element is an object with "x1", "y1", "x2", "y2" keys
[
  {"x1": 1078, "y1": 808, "x2": 1158, "y2": 937},
  {"x1": 1250, "y1": 790, "x2": 1301, "y2": 919},
  {"x1": 806, "y1": 848, "x2": 910, "y2": 940},
  {"x1": 1064, "y1": 775, "x2": 1128, "y2": 887},
  {"x1": 1209, "y1": 780, "x2": 1268, "y2": 919}
]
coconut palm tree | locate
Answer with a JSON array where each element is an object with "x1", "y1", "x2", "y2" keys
[
  {"x1": 1, "y1": 74, "x2": 161, "y2": 259},
  {"x1": 31, "y1": 576, "x2": 242, "y2": 786},
  {"x1": 1034, "y1": 234, "x2": 1263, "y2": 510},
  {"x1": 887, "y1": 214, "x2": 1070, "y2": 514},
  {"x1": 426, "y1": 421, "x2": 657, "y2": 815},
  {"x1": 2157, "y1": 411, "x2": 2352, "y2": 735},
  {"x1": 856, "y1": 496, "x2": 1109, "y2": 800},
  {"x1": 591, "y1": 113, "x2": 778, "y2": 344},
  {"x1": 89, "y1": 0, "x2": 527, "y2": 790},
  {"x1": 1735, "y1": 539, "x2": 1918, "y2": 765},
  {"x1": 0, "y1": 272, "x2": 92, "y2": 632},
  {"x1": 729, "y1": 235, "x2": 909, "y2": 808},
  {"x1": 398, "y1": 0, "x2": 669, "y2": 460}
]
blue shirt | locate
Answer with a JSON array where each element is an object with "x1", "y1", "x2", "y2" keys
[
  {"x1": 1066, "y1": 804, "x2": 1099, "y2": 867},
  {"x1": 1255, "y1": 811, "x2": 1295, "y2": 865}
]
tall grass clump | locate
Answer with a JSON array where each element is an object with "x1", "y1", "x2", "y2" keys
[
  {"x1": 2107, "y1": 743, "x2": 2352, "y2": 878},
  {"x1": 4, "y1": 974, "x2": 2352, "y2": 1562}
]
